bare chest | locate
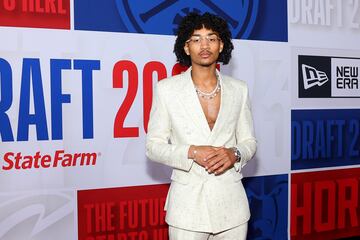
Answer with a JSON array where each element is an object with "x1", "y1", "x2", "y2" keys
[{"x1": 198, "y1": 94, "x2": 221, "y2": 130}]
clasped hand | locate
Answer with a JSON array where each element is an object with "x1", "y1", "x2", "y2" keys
[{"x1": 191, "y1": 146, "x2": 236, "y2": 175}]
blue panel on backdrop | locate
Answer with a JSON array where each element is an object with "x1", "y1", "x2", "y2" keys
[
  {"x1": 74, "y1": 0, "x2": 128, "y2": 32},
  {"x1": 291, "y1": 109, "x2": 360, "y2": 170},
  {"x1": 243, "y1": 174, "x2": 288, "y2": 240},
  {"x1": 74, "y1": 0, "x2": 287, "y2": 42}
]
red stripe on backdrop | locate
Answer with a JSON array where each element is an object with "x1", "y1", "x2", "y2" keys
[
  {"x1": 291, "y1": 168, "x2": 360, "y2": 240},
  {"x1": 78, "y1": 184, "x2": 170, "y2": 240},
  {"x1": 0, "y1": 0, "x2": 70, "y2": 29}
]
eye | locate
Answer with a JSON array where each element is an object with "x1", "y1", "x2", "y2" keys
[
  {"x1": 192, "y1": 38, "x2": 200, "y2": 43},
  {"x1": 208, "y1": 37, "x2": 218, "y2": 42}
]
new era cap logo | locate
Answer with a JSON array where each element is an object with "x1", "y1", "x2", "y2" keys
[
  {"x1": 298, "y1": 55, "x2": 331, "y2": 98},
  {"x1": 299, "y1": 55, "x2": 360, "y2": 98},
  {"x1": 302, "y1": 64, "x2": 329, "y2": 90}
]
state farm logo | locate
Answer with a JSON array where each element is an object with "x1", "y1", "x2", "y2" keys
[
  {"x1": 0, "y1": 0, "x2": 70, "y2": 29},
  {"x1": 2, "y1": 150, "x2": 98, "y2": 171},
  {"x1": 302, "y1": 64, "x2": 329, "y2": 90},
  {"x1": 299, "y1": 55, "x2": 360, "y2": 98}
]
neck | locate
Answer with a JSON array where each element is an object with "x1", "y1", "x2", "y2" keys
[{"x1": 191, "y1": 64, "x2": 218, "y2": 87}]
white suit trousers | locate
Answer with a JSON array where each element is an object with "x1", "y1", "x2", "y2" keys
[{"x1": 168, "y1": 222, "x2": 248, "y2": 240}]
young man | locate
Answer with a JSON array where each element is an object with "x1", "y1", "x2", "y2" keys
[{"x1": 146, "y1": 12, "x2": 256, "y2": 239}]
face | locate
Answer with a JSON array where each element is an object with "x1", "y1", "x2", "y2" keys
[{"x1": 184, "y1": 27, "x2": 224, "y2": 67}]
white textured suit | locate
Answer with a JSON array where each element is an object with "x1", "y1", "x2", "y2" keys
[{"x1": 146, "y1": 67, "x2": 256, "y2": 234}]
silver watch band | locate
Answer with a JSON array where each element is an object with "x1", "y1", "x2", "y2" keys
[{"x1": 231, "y1": 147, "x2": 241, "y2": 162}]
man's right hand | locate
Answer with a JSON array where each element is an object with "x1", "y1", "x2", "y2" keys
[{"x1": 188, "y1": 145, "x2": 221, "y2": 168}]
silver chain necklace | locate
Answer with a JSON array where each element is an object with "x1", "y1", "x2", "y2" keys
[{"x1": 194, "y1": 74, "x2": 221, "y2": 99}]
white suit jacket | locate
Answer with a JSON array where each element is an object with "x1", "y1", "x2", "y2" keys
[{"x1": 146, "y1": 67, "x2": 256, "y2": 233}]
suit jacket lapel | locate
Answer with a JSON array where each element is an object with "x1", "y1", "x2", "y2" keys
[
  {"x1": 208, "y1": 71, "x2": 236, "y2": 142},
  {"x1": 176, "y1": 68, "x2": 211, "y2": 137}
]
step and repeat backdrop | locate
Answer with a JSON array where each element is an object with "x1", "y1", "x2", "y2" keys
[{"x1": 0, "y1": 0, "x2": 359, "y2": 239}]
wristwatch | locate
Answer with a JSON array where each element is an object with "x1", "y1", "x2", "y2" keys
[{"x1": 231, "y1": 147, "x2": 241, "y2": 163}]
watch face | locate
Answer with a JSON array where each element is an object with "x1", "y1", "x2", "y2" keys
[
  {"x1": 232, "y1": 147, "x2": 241, "y2": 161},
  {"x1": 236, "y1": 149, "x2": 241, "y2": 161}
]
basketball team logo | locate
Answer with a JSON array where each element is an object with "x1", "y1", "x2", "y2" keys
[
  {"x1": 114, "y1": 0, "x2": 260, "y2": 38},
  {"x1": 74, "y1": 0, "x2": 287, "y2": 41},
  {"x1": 244, "y1": 174, "x2": 288, "y2": 239}
]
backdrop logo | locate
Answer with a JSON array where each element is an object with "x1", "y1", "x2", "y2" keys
[
  {"x1": 299, "y1": 55, "x2": 360, "y2": 98},
  {"x1": 74, "y1": 0, "x2": 288, "y2": 41},
  {"x1": 0, "y1": 0, "x2": 70, "y2": 29},
  {"x1": 2, "y1": 150, "x2": 98, "y2": 171},
  {"x1": 302, "y1": 64, "x2": 329, "y2": 90},
  {"x1": 243, "y1": 174, "x2": 288, "y2": 240},
  {"x1": 0, "y1": 191, "x2": 74, "y2": 239},
  {"x1": 114, "y1": 0, "x2": 259, "y2": 39}
]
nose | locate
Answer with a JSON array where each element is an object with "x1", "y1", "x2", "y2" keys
[{"x1": 200, "y1": 38, "x2": 210, "y2": 48}]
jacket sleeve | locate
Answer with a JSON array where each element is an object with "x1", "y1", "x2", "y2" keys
[
  {"x1": 233, "y1": 82, "x2": 257, "y2": 171},
  {"x1": 145, "y1": 82, "x2": 194, "y2": 171}
]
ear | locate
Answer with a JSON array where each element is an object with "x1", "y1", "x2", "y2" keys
[
  {"x1": 184, "y1": 44, "x2": 190, "y2": 55},
  {"x1": 219, "y1": 41, "x2": 224, "y2": 53}
]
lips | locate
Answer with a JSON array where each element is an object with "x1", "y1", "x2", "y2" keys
[{"x1": 199, "y1": 51, "x2": 212, "y2": 58}]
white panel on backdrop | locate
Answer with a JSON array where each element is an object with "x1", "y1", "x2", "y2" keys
[
  {"x1": 289, "y1": 0, "x2": 360, "y2": 49},
  {"x1": 223, "y1": 40, "x2": 291, "y2": 177}
]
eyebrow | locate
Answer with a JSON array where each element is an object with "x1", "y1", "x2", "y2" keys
[{"x1": 191, "y1": 33, "x2": 218, "y2": 37}]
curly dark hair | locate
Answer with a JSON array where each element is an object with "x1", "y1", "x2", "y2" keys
[{"x1": 174, "y1": 12, "x2": 234, "y2": 66}]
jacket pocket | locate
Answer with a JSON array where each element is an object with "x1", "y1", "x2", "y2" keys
[
  {"x1": 217, "y1": 170, "x2": 243, "y2": 183},
  {"x1": 232, "y1": 172, "x2": 243, "y2": 182}
]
